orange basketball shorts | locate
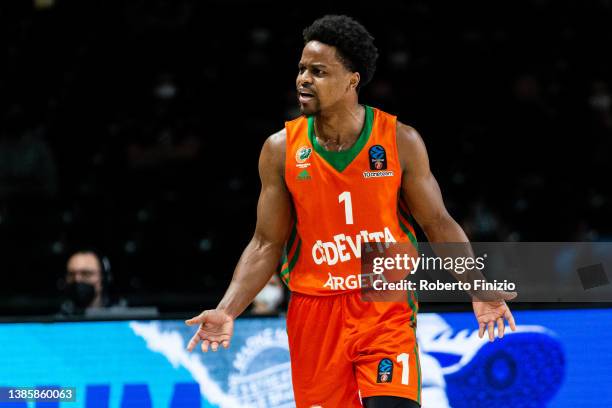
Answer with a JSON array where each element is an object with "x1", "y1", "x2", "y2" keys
[{"x1": 286, "y1": 290, "x2": 421, "y2": 407}]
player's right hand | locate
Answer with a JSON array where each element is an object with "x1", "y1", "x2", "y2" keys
[{"x1": 185, "y1": 309, "x2": 234, "y2": 352}]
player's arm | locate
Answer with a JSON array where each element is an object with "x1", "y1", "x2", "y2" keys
[
  {"x1": 186, "y1": 129, "x2": 292, "y2": 352},
  {"x1": 396, "y1": 122, "x2": 516, "y2": 340}
]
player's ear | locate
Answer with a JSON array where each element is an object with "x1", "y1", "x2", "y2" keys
[{"x1": 348, "y1": 72, "x2": 360, "y2": 91}]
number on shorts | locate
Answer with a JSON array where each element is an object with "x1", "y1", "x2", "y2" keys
[{"x1": 397, "y1": 353, "x2": 409, "y2": 385}]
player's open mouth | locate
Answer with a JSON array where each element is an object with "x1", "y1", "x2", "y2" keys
[{"x1": 299, "y1": 93, "x2": 314, "y2": 103}]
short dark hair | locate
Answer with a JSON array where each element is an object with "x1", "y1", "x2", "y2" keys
[{"x1": 303, "y1": 15, "x2": 378, "y2": 90}]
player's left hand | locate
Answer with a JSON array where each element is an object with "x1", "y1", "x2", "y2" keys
[
  {"x1": 185, "y1": 309, "x2": 234, "y2": 352},
  {"x1": 473, "y1": 292, "x2": 517, "y2": 342}
]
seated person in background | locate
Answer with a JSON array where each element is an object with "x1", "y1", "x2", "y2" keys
[
  {"x1": 250, "y1": 274, "x2": 285, "y2": 315},
  {"x1": 58, "y1": 249, "x2": 126, "y2": 316}
]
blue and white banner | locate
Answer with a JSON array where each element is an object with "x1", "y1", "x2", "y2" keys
[{"x1": 0, "y1": 309, "x2": 610, "y2": 407}]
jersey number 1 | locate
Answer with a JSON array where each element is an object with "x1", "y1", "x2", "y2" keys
[
  {"x1": 338, "y1": 191, "x2": 353, "y2": 224},
  {"x1": 397, "y1": 353, "x2": 410, "y2": 385}
]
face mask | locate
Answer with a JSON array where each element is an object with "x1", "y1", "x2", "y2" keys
[
  {"x1": 65, "y1": 282, "x2": 96, "y2": 308},
  {"x1": 254, "y1": 284, "x2": 283, "y2": 312}
]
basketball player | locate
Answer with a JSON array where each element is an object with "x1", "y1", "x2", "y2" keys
[{"x1": 186, "y1": 15, "x2": 516, "y2": 407}]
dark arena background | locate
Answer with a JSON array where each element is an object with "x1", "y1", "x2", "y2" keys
[{"x1": 0, "y1": 1, "x2": 611, "y2": 407}]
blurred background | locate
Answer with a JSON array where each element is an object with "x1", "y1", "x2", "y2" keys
[{"x1": 1, "y1": 0, "x2": 611, "y2": 316}]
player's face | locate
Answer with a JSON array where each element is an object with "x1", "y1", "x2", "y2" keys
[{"x1": 296, "y1": 41, "x2": 358, "y2": 116}]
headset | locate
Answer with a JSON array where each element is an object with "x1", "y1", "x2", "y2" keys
[{"x1": 96, "y1": 251, "x2": 113, "y2": 290}]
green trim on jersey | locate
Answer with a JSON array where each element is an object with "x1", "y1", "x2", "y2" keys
[
  {"x1": 398, "y1": 204, "x2": 417, "y2": 226},
  {"x1": 414, "y1": 334, "x2": 422, "y2": 404},
  {"x1": 307, "y1": 105, "x2": 374, "y2": 172},
  {"x1": 280, "y1": 224, "x2": 300, "y2": 286},
  {"x1": 398, "y1": 218, "x2": 419, "y2": 249},
  {"x1": 286, "y1": 224, "x2": 298, "y2": 254},
  {"x1": 407, "y1": 290, "x2": 417, "y2": 326},
  {"x1": 280, "y1": 239, "x2": 301, "y2": 284}
]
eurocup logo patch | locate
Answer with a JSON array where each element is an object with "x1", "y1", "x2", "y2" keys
[
  {"x1": 377, "y1": 358, "x2": 393, "y2": 383},
  {"x1": 369, "y1": 145, "x2": 387, "y2": 170}
]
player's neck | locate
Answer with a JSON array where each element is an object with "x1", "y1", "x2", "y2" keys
[{"x1": 313, "y1": 103, "x2": 365, "y2": 152}]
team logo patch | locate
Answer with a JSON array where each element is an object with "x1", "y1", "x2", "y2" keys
[
  {"x1": 369, "y1": 145, "x2": 387, "y2": 170},
  {"x1": 377, "y1": 358, "x2": 393, "y2": 383},
  {"x1": 296, "y1": 146, "x2": 312, "y2": 164}
]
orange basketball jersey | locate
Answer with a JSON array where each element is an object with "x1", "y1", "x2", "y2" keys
[{"x1": 281, "y1": 105, "x2": 418, "y2": 295}]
